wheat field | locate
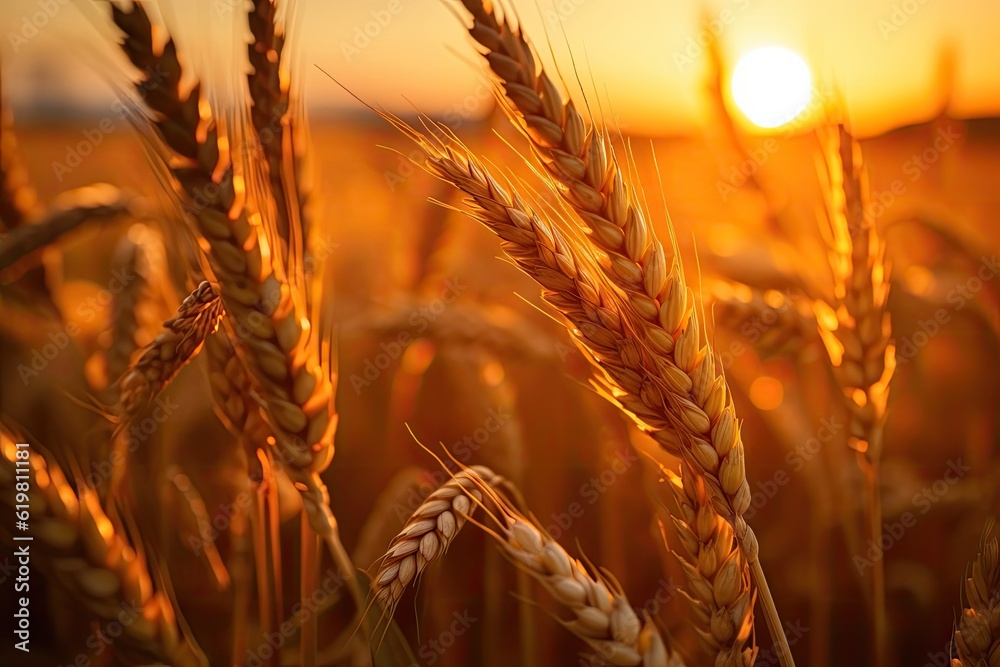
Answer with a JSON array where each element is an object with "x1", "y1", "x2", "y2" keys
[{"x1": 1, "y1": 1, "x2": 999, "y2": 666}]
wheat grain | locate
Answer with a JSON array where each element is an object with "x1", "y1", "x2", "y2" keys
[
  {"x1": 952, "y1": 524, "x2": 1000, "y2": 667},
  {"x1": 0, "y1": 428, "x2": 207, "y2": 666}
]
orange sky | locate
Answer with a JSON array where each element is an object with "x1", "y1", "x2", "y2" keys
[{"x1": 3, "y1": 0, "x2": 1000, "y2": 136}]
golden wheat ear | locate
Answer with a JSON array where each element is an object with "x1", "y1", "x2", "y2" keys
[
  {"x1": 111, "y1": 3, "x2": 362, "y2": 616},
  {"x1": 951, "y1": 522, "x2": 1000, "y2": 667},
  {"x1": 814, "y1": 124, "x2": 895, "y2": 666},
  {"x1": 439, "y1": 9, "x2": 803, "y2": 662},
  {"x1": 0, "y1": 426, "x2": 209, "y2": 666},
  {"x1": 380, "y1": 114, "x2": 797, "y2": 664}
]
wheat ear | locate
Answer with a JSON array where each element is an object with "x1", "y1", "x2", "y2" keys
[
  {"x1": 0, "y1": 184, "x2": 134, "y2": 273},
  {"x1": 372, "y1": 464, "x2": 504, "y2": 617},
  {"x1": 454, "y1": 466, "x2": 686, "y2": 667},
  {"x1": 816, "y1": 125, "x2": 894, "y2": 666},
  {"x1": 449, "y1": 6, "x2": 795, "y2": 661},
  {"x1": 664, "y1": 462, "x2": 756, "y2": 666},
  {"x1": 247, "y1": 0, "x2": 292, "y2": 243},
  {"x1": 0, "y1": 428, "x2": 207, "y2": 666},
  {"x1": 386, "y1": 121, "x2": 792, "y2": 664},
  {"x1": 712, "y1": 282, "x2": 818, "y2": 360},
  {"x1": 816, "y1": 126, "x2": 894, "y2": 462},
  {"x1": 117, "y1": 281, "x2": 223, "y2": 437},
  {"x1": 112, "y1": 1, "x2": 359, "y2": 609},
  {"x1": 245, "y1": 0, "x2": 315, "y2": 276},
  {"x1": 0, "y1": 78, "x2": 53, "y2": 307},
  {"x1": 104, "y1": 224, "x2": 166, "y2": 392},
  {"x1": 952, "y1": 524, "x2": 1000, "y2": 667}
]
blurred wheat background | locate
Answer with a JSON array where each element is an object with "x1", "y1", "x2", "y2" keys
[{"x1": 1, "y1": 1, "x2": 998, "y2": 666}]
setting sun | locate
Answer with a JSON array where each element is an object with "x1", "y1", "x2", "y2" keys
[{"x1": 731, "y1": 46, "x2": 813, "y2": 129}]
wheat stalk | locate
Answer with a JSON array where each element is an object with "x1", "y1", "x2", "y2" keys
[
  {"x1": 0, "y1": 428, "x2": 207, "y2": 666},
  {"x1": 371, "y1": 464, "x2": 504, "y2": 617},
  {"x1": 111, "y1": 2, "x2": 359, "y2": 612},
  {"x1": 815, "y1": 125, "x2": 894, "y2": 666},
  {"x1": 952, "y1": 524, "x2": 1000, "y2": 667}
]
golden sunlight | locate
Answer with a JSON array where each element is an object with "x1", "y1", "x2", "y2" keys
[{"x1": 731, "y1": 46, "x2": 813, "y2": 129}]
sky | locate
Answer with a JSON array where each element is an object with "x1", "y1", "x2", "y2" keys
[{"x1": 3, "y1": 0, "x2": 1000, "y2": 136}]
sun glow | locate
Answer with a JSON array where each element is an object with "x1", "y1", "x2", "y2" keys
[{"x1": 731, "y1": 46, "x2": 813, "y2": 129}]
